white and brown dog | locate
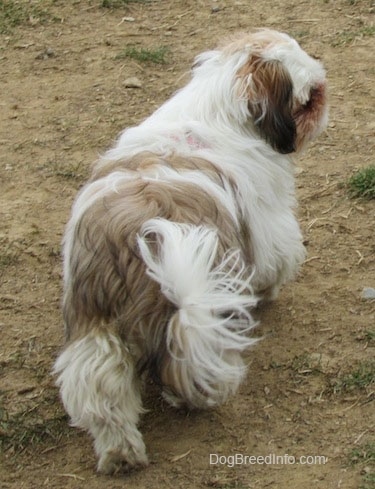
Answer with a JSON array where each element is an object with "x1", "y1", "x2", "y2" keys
[{"x1": 54, "y1": 29, "x2": 328, "y2": 474}]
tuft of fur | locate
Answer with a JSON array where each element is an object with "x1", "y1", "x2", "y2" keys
[
  {"x1": 137, "y1": 218, "x2": 258, "y2": 408},
  {"x1": 53, "y1": 330, "x2": 148, "y2": 474}
]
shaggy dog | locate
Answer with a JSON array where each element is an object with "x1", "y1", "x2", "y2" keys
[{"x1": 54, "y1": 29, "x2": 328, "y2": 474}]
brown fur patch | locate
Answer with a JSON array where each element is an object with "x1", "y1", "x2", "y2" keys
[
  {"x1": 294, "y1": 82, "x2": 327, "y2": 150},
  {"x1": 64, "y1": 154, "x2": 253, "y2": 385},
  {"x1": 237, "y1": 56, "x2": 296, "y2": 154},
  {"x1": 92, "y1": 151, "x2": 234, "y2": 186}
]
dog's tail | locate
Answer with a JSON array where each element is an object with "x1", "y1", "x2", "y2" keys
[{"x1": 137, "y1": 218, "x2": 259, "y2": 409}]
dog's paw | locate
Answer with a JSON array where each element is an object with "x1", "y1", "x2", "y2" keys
[{"x1": 98, "y1": 445, "x2": 148, "y2": 475}]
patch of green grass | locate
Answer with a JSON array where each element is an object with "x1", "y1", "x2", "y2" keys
[
  {"x1": 0, "y1": 0, "x2": 49, "y2": 34},
  {"x1": 290, "y1": 354, "x2": 321, "y2": 374},
  {"x1": 0, "y1": 411, "x2": 70, "y2": 452},
  {"x1": 348, "y1": 166, "x2": 375, "y2": 199},
  {"x1": 348, "y1": 442, "x2": 375, "y2": 489},
  {"x1": 0, "y1": 252, "x2": 18, "y2": 268},
  {"x1": 357, "y1": 330, "x2": 375, "y2": 346},
  {"x1": 331, "y1": 26, "x2": 375, "y2": 47},
  {"x1": 360, "y1": 473, "x2": 375, "y2": 489},
  {"x1": 290, "y1": 354, "x2": 311, "y2": 372},
  {"x1": 349, "y1": 442, "x2": 375, "y2": 466},
  {"x1": 334, "y1": 362, "x2": 375, "y2": 394},
  {"x1": 0, "y1": 246, "x2": 19, "y2": 269},
  {"x1": 116, "y1": 45, "x2": 169, "y2": 64},
  {"x1": 289, "y1": 30, "x2": 310, "y2": 41},
  {"x1": 364, "y1": 331, "x2": 375, "y2": 343}
]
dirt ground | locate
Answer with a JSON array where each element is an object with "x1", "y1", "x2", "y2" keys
[{"x1": 1, "y1": 0, "x2": 374, "y2": 488}]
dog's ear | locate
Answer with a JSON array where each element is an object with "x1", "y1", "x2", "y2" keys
[{"x1": 240, "y1": 57, "x2": 296, "y2": 154}]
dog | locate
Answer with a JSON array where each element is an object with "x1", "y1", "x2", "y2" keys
[{"x1": 54, "y1": 29, "x2": 328, "y2": 474}]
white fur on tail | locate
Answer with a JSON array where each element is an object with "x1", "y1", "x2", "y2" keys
[{"x1": 137, "y1": 218, "x2": 259, "y2": 408}]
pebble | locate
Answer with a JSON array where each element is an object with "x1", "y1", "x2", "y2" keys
[
  {"x1": 361, "y1": 287, "x2": 375, "y2": 300},
  {"x1": 123, "y1": 77, "x2": 143, "y2": 89},
  {"x1": 35, "y1": 47, "x2": 55, "y2": 60}
]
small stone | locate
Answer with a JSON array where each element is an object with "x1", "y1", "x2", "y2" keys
[
  {"x1": 35, "y1": 47, "x2": 55, "y2": 60},
  {"x1": 361, "y1": 287, "x2": 375, "y2": 300},
  {"x1": 123, "y1": 77, "x2": 143, "y2": 89}
]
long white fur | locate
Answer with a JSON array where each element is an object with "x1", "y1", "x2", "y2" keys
[
  {"x1": 138, "y1": 218, "x2": 257, "y2": 329},
  {"x1": 54, "y1": 331, "x2": 148, "y2": 473},
  {"x1": 137, "y1": 218, "x2": 258, "y2": 406}
]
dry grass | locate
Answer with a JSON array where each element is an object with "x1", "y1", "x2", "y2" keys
[{"x1": 0, "y1": 406, "x2": 70, "y2": 454}]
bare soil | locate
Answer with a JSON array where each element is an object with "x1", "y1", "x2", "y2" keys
[{"x1": 1, "y1": 1, "x2": 374, "y2": 488}]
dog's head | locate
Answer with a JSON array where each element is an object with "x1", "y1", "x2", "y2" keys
[{"x1": 193, "y1": 29, "x2": 328, "y2": 154}]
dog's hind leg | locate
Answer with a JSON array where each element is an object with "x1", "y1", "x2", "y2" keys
[{"x1": 53, "y1": 329, "x2": 148, "y2": 474}]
